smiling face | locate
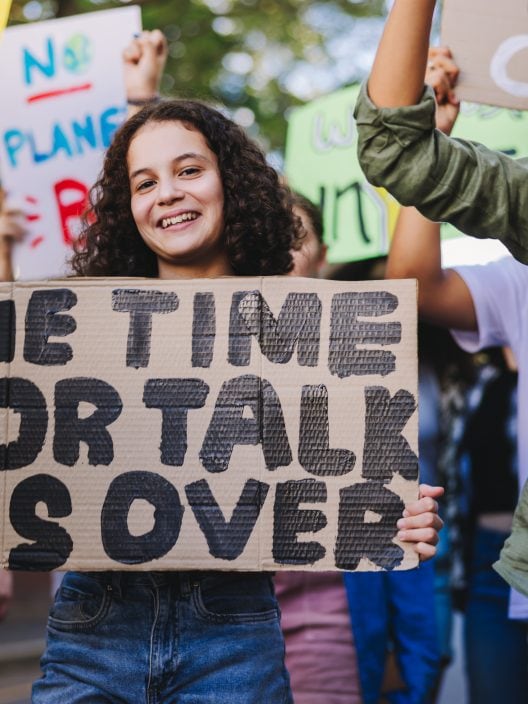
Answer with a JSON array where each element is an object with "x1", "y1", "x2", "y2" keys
[{"x1": 127, "y1": 120, "x2": 229, "y2": 279}]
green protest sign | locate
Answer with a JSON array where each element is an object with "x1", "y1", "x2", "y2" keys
[
  {"x1": 285, "y1": 85, "x2": 528, "y2": 263},
  {"x1": 443, "y1": 103, "x2": 528, "y2": 242},
  {"x1": 285, "y1": 85, "x2": 391, "y2": 264}
]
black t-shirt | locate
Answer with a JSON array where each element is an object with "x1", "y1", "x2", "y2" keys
[{"x1": 461, "y1": 369, "x2": 518, "y2": 516}]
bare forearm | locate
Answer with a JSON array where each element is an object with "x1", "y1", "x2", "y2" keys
[
  {"x1": 369, "y1": 0, "x2": 436, "y2": 107},
  {"x1": 387, "y1": 206, "x2": 442, "y2": 283},
  {"x1": 387, "y1": 206, "x2": 477, "y2": 330}
]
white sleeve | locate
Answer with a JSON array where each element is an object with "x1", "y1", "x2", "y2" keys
[{"x1": 450, "y1": 257, "x2": 523, "y2": 353}]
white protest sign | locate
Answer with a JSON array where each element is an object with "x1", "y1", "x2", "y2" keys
[
  {"x1": 0, "y1": 277, "x2": 419, "y2": 573},
  {"x1": 442, "y1": 0, "x2": 528, "y2": 109},
  {"x1": 0, "y1": 7, "x2": 141, "y2": 279}
]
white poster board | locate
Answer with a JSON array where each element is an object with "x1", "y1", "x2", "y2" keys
[
  {"x1": 442, "y1": 0, "x2": 528, "y2": 109},
  {"x1": 0, "y1": 7, "x2": 141, "y2": 279}
]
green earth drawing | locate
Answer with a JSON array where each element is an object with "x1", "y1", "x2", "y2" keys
[{"x1": 63, "y1": 34, "x2": 93, "y2": 74}]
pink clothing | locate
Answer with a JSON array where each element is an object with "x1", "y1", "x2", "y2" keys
[{"x1": 275, "y1": 572, "x2": 362, "y2": 704}]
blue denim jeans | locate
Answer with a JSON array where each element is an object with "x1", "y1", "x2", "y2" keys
[
  {"x1": 464, "y1": 527, "x2": 528, "y2": 704},
  {"x1": 344, "y1": 562, "x2": 440, "y2": 704},
  {"x1": 33, "y1": 571, "x2": 292, "y2": 703}
]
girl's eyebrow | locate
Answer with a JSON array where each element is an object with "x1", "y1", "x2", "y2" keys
[{"x1": 129, "y1": 152, "x2": 211, "y2": 181}]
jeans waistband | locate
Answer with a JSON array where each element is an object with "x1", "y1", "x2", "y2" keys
[
  {"x1": 74, "y1": 570, "x2": 271, "y2": 601},
  {"x1": 79, "y1": 571, "x2": 199, "y2": 598}
]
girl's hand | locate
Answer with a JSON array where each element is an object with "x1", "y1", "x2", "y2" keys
[
  {"x1": 0, "y1": 199, "x2": 28, "y2": 282},
  {"x1": 123, "y1": 29, "x2": 168, "y2": 104},
  {"x1": 0, "y1": 206, "x2": 27, "y2": 246},
  {"x1": 398, "y1": 484, "x2": 444, "y2": 561}
]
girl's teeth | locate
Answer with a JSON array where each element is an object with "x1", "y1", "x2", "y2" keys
[{"x1": 162, "y1": 213, "x2": 197, "y2": 228}]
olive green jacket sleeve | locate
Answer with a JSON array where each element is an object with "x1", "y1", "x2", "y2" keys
[
  {"x1": 494, "y1": 479, "x2": 528, "y2": 598},
  {"x1": 354, "y1": 82, "x2": 528, "y2": 264}
]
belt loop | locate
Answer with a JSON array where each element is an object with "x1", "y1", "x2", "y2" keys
[
  {"x1": 180, "y1": 573, "x2": 191, "y2": 597},
  {"x1": 110, "y1": 572, "x2": 122, "y2": 597}
]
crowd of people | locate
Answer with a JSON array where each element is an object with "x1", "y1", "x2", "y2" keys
[{"x1": 1, "y1": 0, "x2": 528, "y2": 700}]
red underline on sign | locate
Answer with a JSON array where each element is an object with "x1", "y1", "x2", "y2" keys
[
  {"x1": 30, "y1": 236, "x2": 44, "y2": 249},
  {"x1": 26, "y1": 83, "x2": 93, "y2": 104}
]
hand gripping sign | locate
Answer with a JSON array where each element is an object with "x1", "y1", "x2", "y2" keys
[{"x1": 0, "y1": 276, "x2": 419, "y2": 573}]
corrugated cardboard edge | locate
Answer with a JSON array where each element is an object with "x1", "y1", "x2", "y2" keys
[
  {"x1": 0, "y1": 282, "x2": 13, "y2": 569},
  {"x1": 258, "y1": 277, "x2": 263, "y2": 573}
]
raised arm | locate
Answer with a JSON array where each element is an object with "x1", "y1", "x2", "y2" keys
[
  {"x1": 356, "y1": 11, "x2": 528, "y2": 264},
  {"x1": 0, "y1": 193, "x2": 27, "y2": 282},
  {"x1": 123, "y1": 30, "x2": 168, "y2": 117},
  {"x1": 385, "y1": 52, "x2": 477, "y2": 331},
  {"x1": 368, "y1": 0, "x2": 435, "y2": 108},
  {"x1": 387, "y1": 207, "x2": 476, "y2": 331}
]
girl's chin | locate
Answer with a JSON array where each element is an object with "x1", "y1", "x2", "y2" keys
[{"x1": 156, "y1": 248, "x2": 209, "y2": 267}]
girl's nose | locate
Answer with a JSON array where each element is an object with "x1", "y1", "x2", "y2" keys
[{"x1": 157, "y1": 179, "x2": 185, "y2": 205}]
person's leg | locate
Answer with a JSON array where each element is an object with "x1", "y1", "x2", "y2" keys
[
  {"x1": 431, "y1": 516, "x2": 454, "y2": 668},
  {"x1": 277, "y1": 572, "x2": 362, "y2": 704},
  {"x1": 33, "y1": 571, "x2": 154, "y2": 703},
  {"x1": 162, "y1": 572, "x2": 292, "y2": 704},
  {"x1": 386, "y1": 563, "x2": 441, "y2": 704},
  {"x1": 344, "y1": 572, "x2": 390, "y2": 704},
  {"x1": 465, "y1": 527, "x2": 528, "y2": 704}
]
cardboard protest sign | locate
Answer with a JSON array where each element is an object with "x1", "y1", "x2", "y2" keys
[
  {"x1": 0, "y1": 277, "x2": 418, "y2": 573},
  {"x1": 442, "y1": 0, "x2": 528, "y2": 110},
  {"x1": 286, "y1": 85, "x2": 528, "y2": 264},
  {"x1": 0, "y1": 7, "x2": 141, "y2": 280}
]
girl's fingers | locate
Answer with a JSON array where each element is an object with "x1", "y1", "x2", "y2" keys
[
  {"x1": 418, "y1": 484, "x2": 444, "y2": 500},
  {"x1": 2, "y1": 208, "x2": 25, "y2": 219},
  {"x1": 123, "y1": 39, "x2": 142, "y2": 62},
  {"x1": 149, "y1": 29, "x2": 167, "y2": 55},
  {"x1": 0, "y1": 213, "x2": 27, "y2": 241},
  {"x1": 404, "y1": 495, "x2": 439, "y2": 517},
  {"x1": 398, "y1": 511, "x2": 443, "y2": 531},
  {"x1": 413, "y1": 542, "x2": 437, "y2": 561},
  {"x1": 397, "y1": 526, "x2": 439, "y2": 545}
]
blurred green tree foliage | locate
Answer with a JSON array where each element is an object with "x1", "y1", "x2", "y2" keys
[{"x1": 8, "y1": 0, "x2": 384, "y2": 149}]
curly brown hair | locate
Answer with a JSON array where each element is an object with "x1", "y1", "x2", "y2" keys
[{"x1": 71, "y1": 99, "x2": 302, "y2": 277}]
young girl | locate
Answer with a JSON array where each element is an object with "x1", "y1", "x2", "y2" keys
[{"x1": 32, "y1": 97, "x2": 443, "y2": 703}]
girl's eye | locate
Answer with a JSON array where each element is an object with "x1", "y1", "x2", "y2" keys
[
  {"x1": 136, "y1": 179, "x2": 155, "y2": 192},
  {"x1": 180, "y1": 166, "x2": 200, "y2": 177}
]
